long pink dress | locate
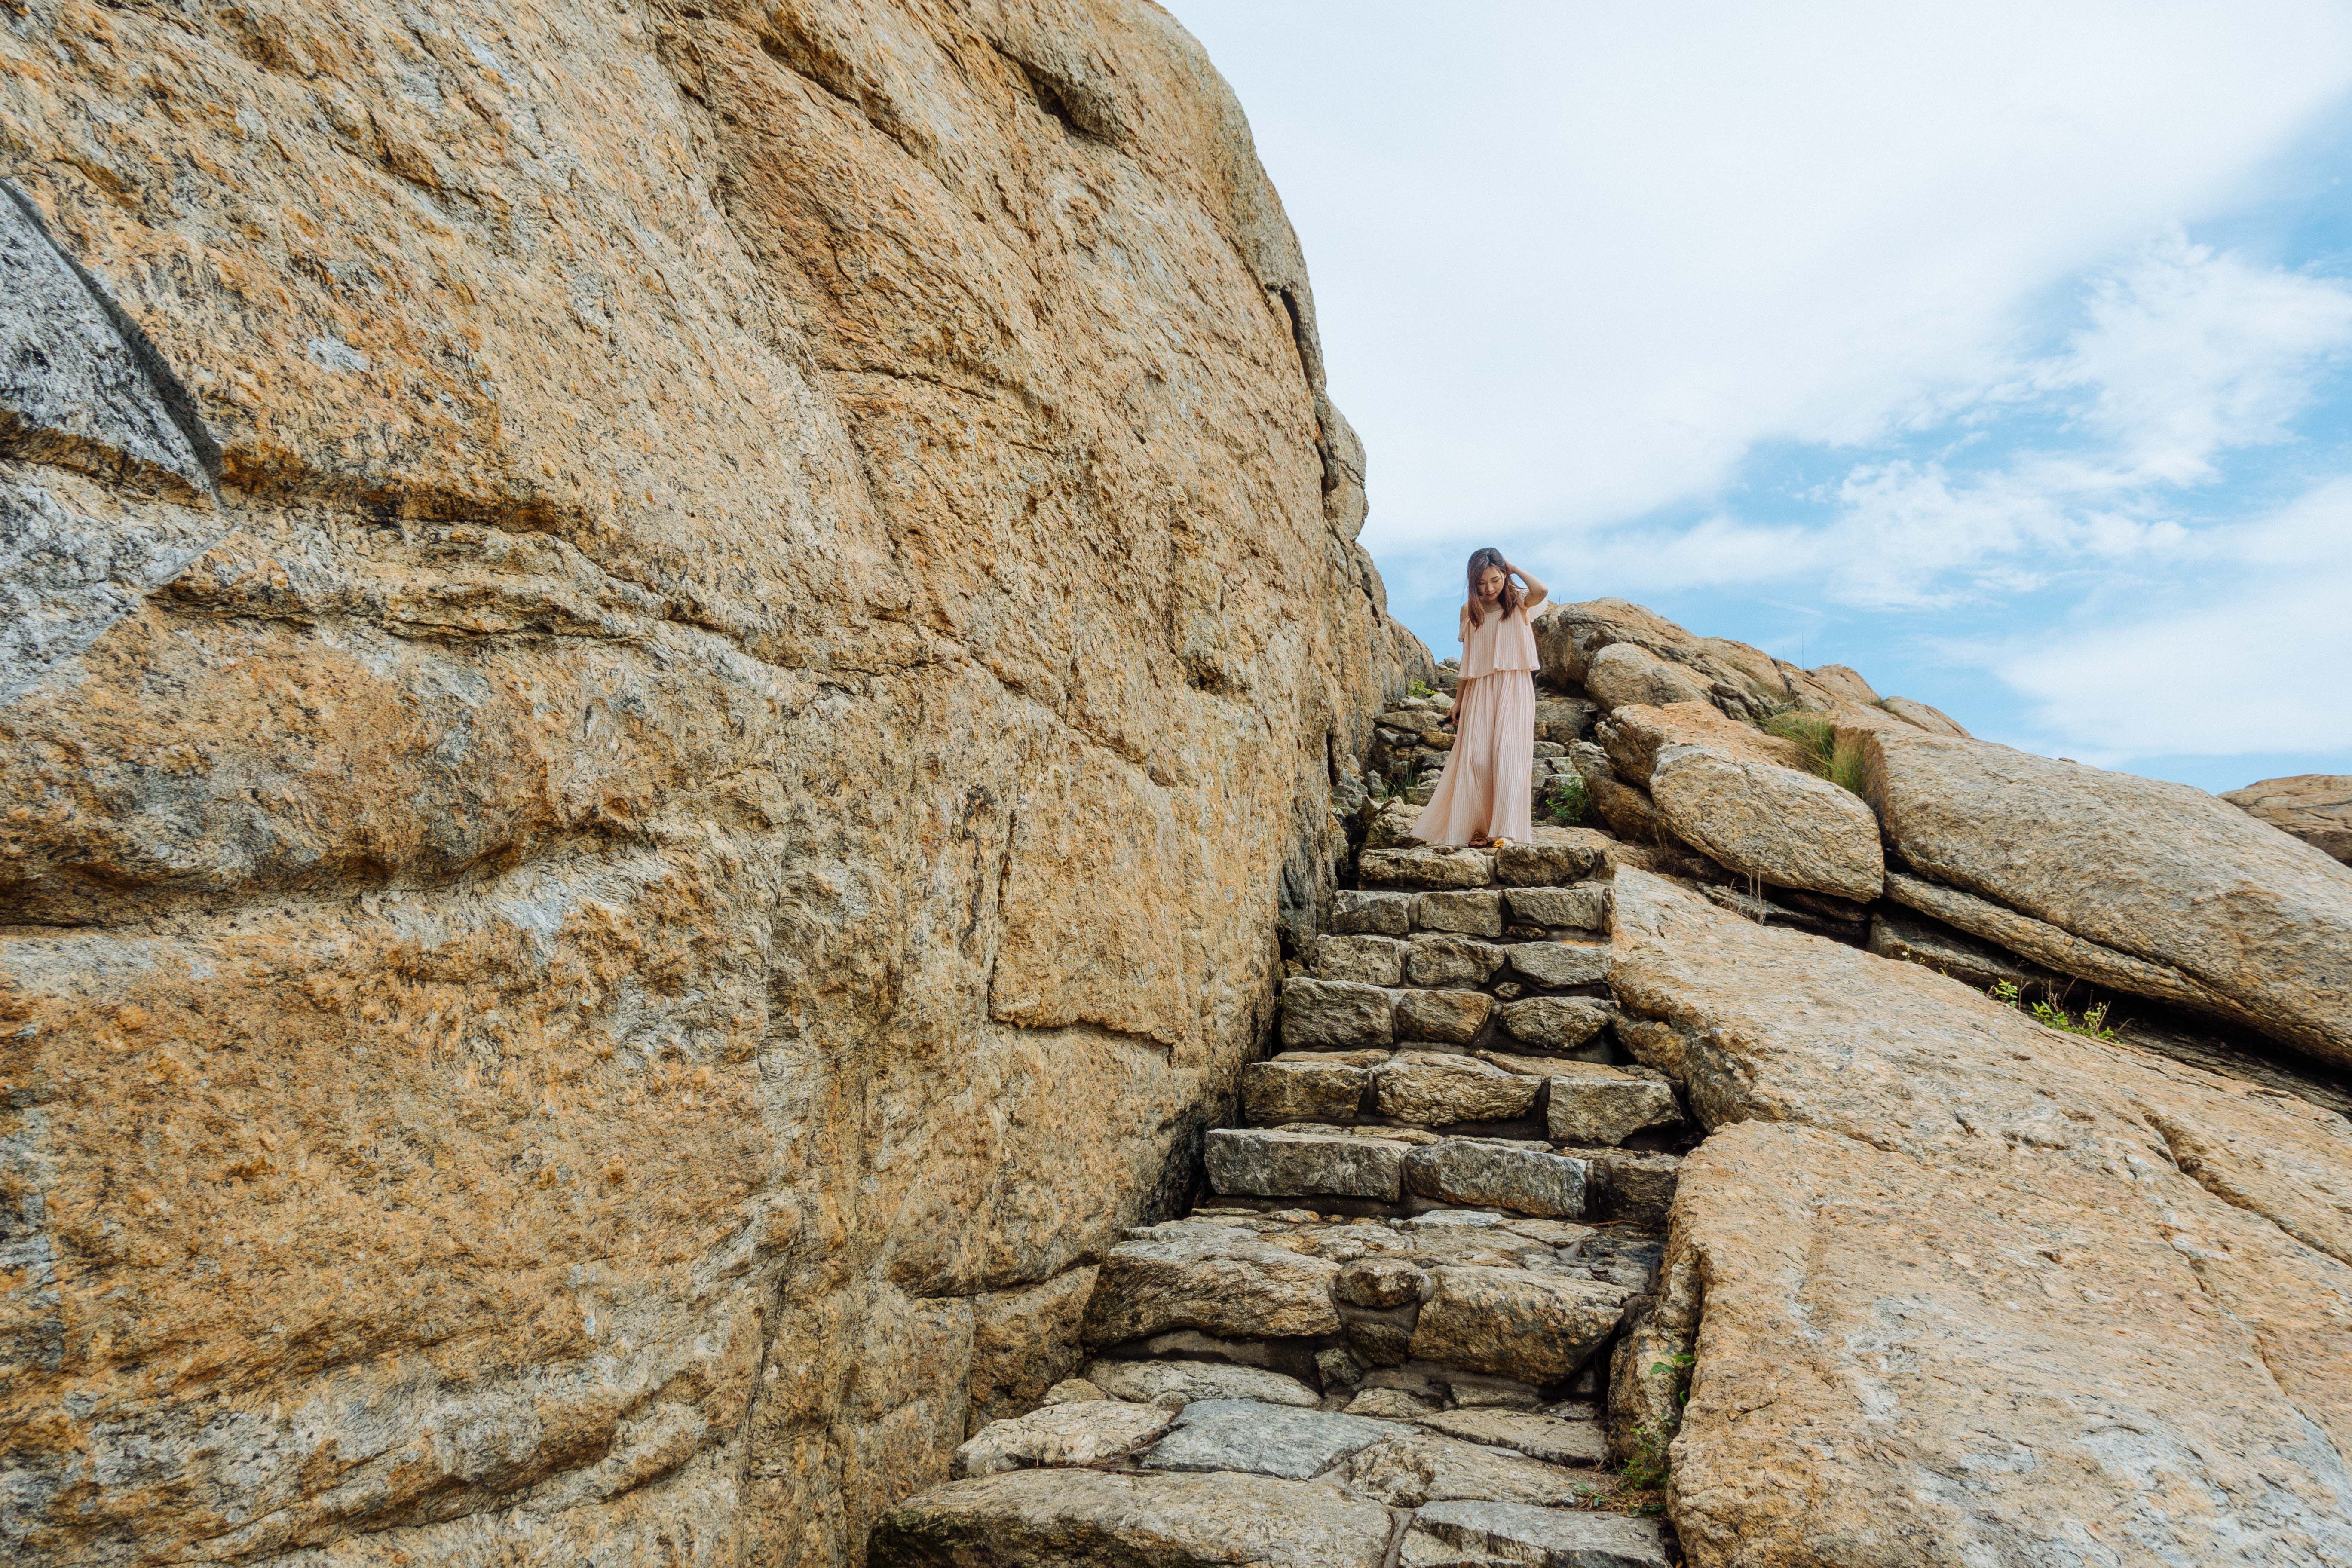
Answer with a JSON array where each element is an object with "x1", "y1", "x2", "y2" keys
[{"x1": 1415, "y1": 600, "x2": 1537, "y2": 846}]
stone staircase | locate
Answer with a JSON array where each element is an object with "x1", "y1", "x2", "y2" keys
[{"x1": 872, "y1": 812, "x2": 1686, "y2": 1568}]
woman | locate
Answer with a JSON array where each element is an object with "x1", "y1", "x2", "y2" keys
[{"x1": 1415, "y1": 548, "x2": 1547, "y2": 847}]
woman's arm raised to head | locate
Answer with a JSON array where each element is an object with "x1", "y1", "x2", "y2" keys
[{"x1": 1510, "y1": 564, "x2": 1548, "y2": 613}]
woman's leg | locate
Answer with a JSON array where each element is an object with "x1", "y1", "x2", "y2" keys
[
  {"x1": 1489, "y1": 672, "x2": 1536, "y2": 844},
  {"x1": 1415, "y1": 674, "x2": 1502, "y2": 846}
]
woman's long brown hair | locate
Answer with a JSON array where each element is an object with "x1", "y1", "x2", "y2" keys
[{"x1": 1466, "y1": 546, "x2": 1519, "y2": 619}]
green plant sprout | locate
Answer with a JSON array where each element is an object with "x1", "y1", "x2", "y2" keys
[{"x1": 1989, "y1": 980, "x2": 2119, "y2": 1041}]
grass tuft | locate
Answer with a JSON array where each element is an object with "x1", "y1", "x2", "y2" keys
[
  {"x1": 1762, "y1": 710, "x2": 1869, "y2": 796},
  {"x1": 1544, "y1": 772, "x2": 1590, "y2": 826}
]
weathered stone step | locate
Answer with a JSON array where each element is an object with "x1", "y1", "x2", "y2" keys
[
  {"x1": 873, "y1": 1447, "x2": 1670, "y2": 1566},
  {"x1": 1357, "y1": 839, "x2": 1608, "y2": 892},
  {"x1": 1081, "y1": 1210, "x2": 1641, "y2": 1395},
  {"x1": 870, "y1": 1468, "x2": 1394, "y2": 1568},
  {"x1": 1279, "y1": 963, "x2": 1614, "y2": 1050},
  {"x1": 1242, "y1": 1050, "x2": 1681, "y2": 1145},
  {"x1": 1329, "y1": 883, "x2": 1611, "y2": 940}
]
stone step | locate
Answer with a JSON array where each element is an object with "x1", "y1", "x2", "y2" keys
[
  {"x1": 1357, "y1": 840, "x2": 1611, "y2": 893},
  {"x1": 1081, "y1": 1209, "x2": 1640, "y2": 1398},
  {"x1": 1238, "y1": 1058, "x2": 1682, "y2": 1147},
  {"x1": 1327, "y1": 885, "x2": 1610, "y2": 942},
  {"x1": 1203, "y1": 1128, "x2": 1682, "y2": 1228},
  {"x1": 1277, "y1": 962, "x2": 1613, "y2": 1051},
  {"x1": 874, "y1": 1439, "x2": 1671, "y2": 1567}
]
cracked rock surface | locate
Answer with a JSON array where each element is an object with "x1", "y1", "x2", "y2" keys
[{"x1": 0, "y1": 3, "x2": 1421, "y2": 1564}]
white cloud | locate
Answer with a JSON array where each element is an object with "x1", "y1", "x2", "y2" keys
[
  {"x1": 1167, "y1": 0, "x2": 2352, "y2": 545},
  {"x1": 2033, "y1": 232, "x2": 2352, "y2": 483},
  {"x1": 1997, "y1": 480, "x2": 2352, "y2": 757}
]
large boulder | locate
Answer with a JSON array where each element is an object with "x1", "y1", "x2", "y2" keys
[
  {"x1": 2222, "y1": 773, "x2": 2352, "y2": 864},
  {"x1": 1860, "y1": 728, "x2": 2352, "y2": 1066},
  {"x1": 0, "y1": 5, "x2": 1422, "y2": 1562},
  {"x1": 1608, "y1": 871, "x2": 2352, "y2": 1566},
  {"x1": 1584, "y1": 643, "x2": 1715, "y2": 712},
  {"x1": 1649, "y1": 744, "x2": 1885, "y2": 901},
  {"x1": 1596, "y1": 701, "x2": 1810, "y2": 786}
]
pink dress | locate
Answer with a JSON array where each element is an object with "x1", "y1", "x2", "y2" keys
[{"x1": 1415, "y1": 601, "x2": 1537, "y2": 846}]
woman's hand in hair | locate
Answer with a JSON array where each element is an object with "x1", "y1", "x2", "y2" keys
[{"x1": 1510, "y1": 564, "x2": 1550, "y2": 613}]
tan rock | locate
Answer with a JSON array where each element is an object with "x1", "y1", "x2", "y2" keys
[
  {"x1": 1040, "y1": 1378, "x2": 1108, "y2": 1406},
  {"x1": 1409, "y1": 1267, "x2": 1629, "y2": 1382},
  {"x1": 1082, "y1": 1232, "x2": 1343, "y2": 1347},
  {"x1": 1883, "y1": 870, "x2": 2231, "y2": 1014},
  {"x1": 1650, "y1": 744, "x2": 1884, "y2": 901},
  {"x1": 1335, "y1": 1257, "x2": 1433, "y2": 1308},
  {"x1": 1504, "y1": 939, "x2": 1612, "y2": 989},
  {"x1": 1495, "y1": 836, "x2": 1612, "y2": 886},
  {"x1": 1394, "y1": 989, "x2": 1496, "y2": 1046},
  {"x1": 1878, "y1": 695, "x2": 1969, "y2": 737},
  {"x1": 1534, "y1": 695, "x2": 1598, "y2": 743},
  {"x1": 1406, "y1": 934, "x2": 1510, "y2": 987},
  {"x1": 2221, "y1": 773, "x2": 2352, "y2": 864},
  {"x1": 1504, "y1": 884, "x2": 1612, "y2": 930},
  {"x1": 1241, "y1": 1059, "x2": 1370, "y2": 1125},
  {"x1": 1403, "y1": 1143, "x2": 1590, "y2": 1221},
  {"x1": 1363, "y1": 845, "x2": 1498, "y2": 890},
  {"x1": 1596, "y1": 701, "x2": 1810, "y2": 785},
  {"x1": 1585, "y1": 643, "x2": 1714, "y2": 712},
  {"x1": 1609, "y1": 872, "x2": 2352, "y2": 1565},
  {"x1": 0, "y1": 4, "x2": 1419, "y2": 1562},
  {"x1": 1544, "y1": 1064, "x2": 1681, "y2": 1146},
  {"x1": 1865, "y1": 906, "x2": 2051, "y2": 993},
  {"x1": 1083, "y1": 1359, "x2": 1321, "y2": 1411},
  {"x1": 951, "y1": 1400, "x2": 1174, "y2": 1477},
  {"x1": 1860, "y1": 728, "x2": 2352, "y2": 1065},
  {"x1": 1417, "y1": 889, "x2": 1507, "y2": 936},
  {"x1": 870, "y1": 1469, "x2": 1395, "y2": 1568},
  {"x1": 1401, "y1": 1504, "x2": 1667, "y2": 1568},
  {"x1": 1496, "y1": 997, "x2": 1612, "y2": 1051},
  {"x1": 1311, "y1": 934, "x2": 1408, "y2": 985},
  {"x1": 1569, "y1": 741, "x2": 1669, "y2": 843},
  {"x1": 1280, "y1": 977, "x2": 1398, "y2": 1048},
  {"x1": 1204, "y1": 1127, "x2": 1407, "y2": 1203},
  {"x1": 969, "y1": 1267, "x2": 1101, "y2": 1433},
  {"x1": 1341, "y1": 1427, "x2": 1605, "y2": 1509},
  {"x1": 1413, "y1": 1406, "x2": 1609, "y2": 1467},
  {"x1": 1332, "y1": 889, "x2": 1418, "y2": 936},
  {"x1": 1377, "y1": 1051, "x2": 1541, "y2": 1124},
  {"x1": 1364, "y1": 798, "x2": 1430, "y2": 851}
]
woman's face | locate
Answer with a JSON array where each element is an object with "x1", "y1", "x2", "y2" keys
[{"x1": 1475, "y1": 566, "x2": 1507, "y2": 602}]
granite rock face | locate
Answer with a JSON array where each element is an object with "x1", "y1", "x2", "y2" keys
[
  {"x1": 1860, "y1": 727, "x2": 2352, "y2": 1066},
  {"x1": 2221, "y1": 773, "x2": 2352, "y2": 864},
  {"x1": 1609, "y1": 871, "x2": 2352, "y2": 1568},
  {"x1": 0, "y1": 6, "x2": 1418, "y2": 1564},
  {"x1": 1649, "y1": 744, "x2": 1884, "y2": 902}
]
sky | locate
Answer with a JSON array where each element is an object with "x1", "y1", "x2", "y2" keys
[{"x1": 1164, "y1": 0, "x2": 2352, "y2": 791}]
